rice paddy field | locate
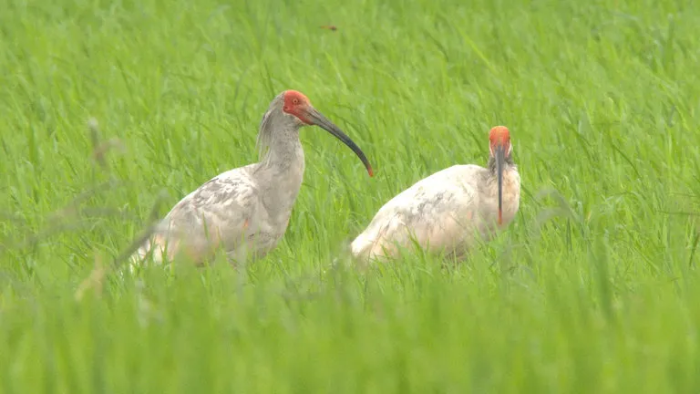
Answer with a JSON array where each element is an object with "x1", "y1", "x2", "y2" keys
[{"x1": 1, "y1": 0, "x2": 700, "y2": 392}]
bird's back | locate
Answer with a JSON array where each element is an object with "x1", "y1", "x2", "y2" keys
[
  {"x1": 131, "y1": 164, "x2": 262, "y2": 266},
  {"x1": 350, "y1": 164, "x2": 487, "y2": 262}
]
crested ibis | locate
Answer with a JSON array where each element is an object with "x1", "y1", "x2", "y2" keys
[
  {"x1": 130, "y1": 90, "x2": 374, "y2": 268},
  {"x1": 350, "y1": 126, "x2": 519, "y2": 264}
]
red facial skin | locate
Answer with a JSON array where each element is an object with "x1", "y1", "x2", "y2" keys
[
  {"x1": 281, "y1": 90, "x2": 375, "y2": 178},
  {"x1": 282, "y1": 90, "x2": 313, "y2": 125},
  {"x1": 488, "y1": 125, "x2": 511, "y2": 157}
]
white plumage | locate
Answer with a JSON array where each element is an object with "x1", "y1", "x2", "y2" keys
[
  {"x1": 130, "y1": 90, "x2": 373, "y2": 269},
  {"x1": 350, "y1": 126, "x2": 520, "y2": 264}
]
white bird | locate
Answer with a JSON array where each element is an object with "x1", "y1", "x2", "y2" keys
[
  {"x1": 130, "y1": 90, "x2": 374, "y2": 268},
  {"x1": 350, "y1": 126, "x2": 520, "y2": 264}
]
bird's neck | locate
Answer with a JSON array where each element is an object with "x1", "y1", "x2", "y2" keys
[
  {"x1": 256, "y1": 125, "x2": 306, "y2": 216},
  {"x1": 486, "y1": 155, "x2": 516, "y2": 174},
  {"x1": 260, "y1": 127, "x2": 305, "y2": 172},
  {"x1": 483, "y1": 155, "x2": 520, "y2": 225},
  {"x1": 484, "y1": 155, "x2": 519, "y2": 189}
]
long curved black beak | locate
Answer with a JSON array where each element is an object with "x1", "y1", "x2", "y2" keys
[
  {"x1": 495, "y1": 144, "x2": 506, "y2": 225},
  {"x1": 305, "y1": 107, "x2": 374, "y2": 177}
]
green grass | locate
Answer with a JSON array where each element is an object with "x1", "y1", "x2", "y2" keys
[{"x1": 1, "y1": 0, "x2": 700, "y2": 391}]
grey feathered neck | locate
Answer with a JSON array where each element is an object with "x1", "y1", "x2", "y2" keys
[{"x1": 255, "y1": 92, "x2": 302, "y2": 165}]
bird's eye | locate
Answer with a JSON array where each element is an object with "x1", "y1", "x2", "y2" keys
[{"x1": 292, "y1": 98, "x2": 300, "y2": 105}]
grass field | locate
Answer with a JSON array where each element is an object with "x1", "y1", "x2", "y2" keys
[{"x1": 2, "y1": 0, "x2": 700, "y2": 391}]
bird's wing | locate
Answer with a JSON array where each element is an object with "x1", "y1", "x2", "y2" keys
[
  {"x1": 351, "y1": 165, "x2": 482, "y2": 261},
  {"x1": 131, "y1": 165, "x2": 259, "y2": 265}
]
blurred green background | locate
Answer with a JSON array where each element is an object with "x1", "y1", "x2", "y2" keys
[{"x1": 1, "y1": 0, "x2": 699, "y2": 392}]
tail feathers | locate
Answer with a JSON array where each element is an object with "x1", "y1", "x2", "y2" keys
[
  {"x1": 349, "y1": 234, "x2": 370, "y2": 260},
  {"x1": 127, "y1": 234, "x2": 178, "y2": 273}
]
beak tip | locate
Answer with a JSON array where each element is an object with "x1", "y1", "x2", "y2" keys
[{"x1": 368, "y1": 167, "x2": 374, "y2": 177}]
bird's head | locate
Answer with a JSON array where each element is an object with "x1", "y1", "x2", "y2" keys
[
  {"x1": 488, "y1": 126, "x2": 512, "y2": 226},
  {"x1": 489, "y1": 126, "x2": 512, "y2": 159},
  {"x1": 281, "y1": 90, "x2": 314, "y2": 125},
  {"x1": 274, "y1": 90, "x2": 374, "y2": 177}
]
